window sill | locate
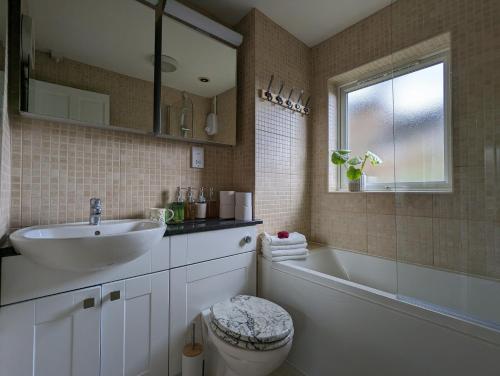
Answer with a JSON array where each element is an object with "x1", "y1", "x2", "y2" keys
[{"x1": 328, "y1": 189, "x2": 453, "y2": 194}]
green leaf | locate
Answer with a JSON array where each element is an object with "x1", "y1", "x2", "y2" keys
[
  {"x1": 365, "y1": 151, "x2": 382, "y2": 166},
  {"x1": 336, "y1": 149, "x2": 351, "y2": 155},
  {"x1": 346, "y1": 166, "x2": 362, "y2": 181},
  {"x1": 331, "y1": 150, "x2": 349, "y2": 165},
  {"x1": 347, "y1": 156, "x2": 362, "y2": 166}
]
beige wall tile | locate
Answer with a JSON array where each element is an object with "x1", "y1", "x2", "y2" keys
[
  {"x1": 310, "y1": 0, "x2": 500, "y2": 280},
  {"x1": 8, "y1": 116, "x2": 234, "y2": 229}
]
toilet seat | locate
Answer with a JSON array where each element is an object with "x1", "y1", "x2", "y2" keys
[
  {"x1": 209, "y1": 295, "x2": 293, "y2": 351},
  {"x1": 209, "y1": 320, "x2": 294, "y2": 351}
]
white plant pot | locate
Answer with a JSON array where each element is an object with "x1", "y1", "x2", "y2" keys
[{"x1": 348, "y1": 173, "x2": 366, "y2": 192}]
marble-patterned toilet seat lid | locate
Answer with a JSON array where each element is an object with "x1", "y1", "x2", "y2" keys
[
  {"x1": 210, "y1": 295, "x2": 293, "y2": 344},
  {"x1": 209, "y1": 320, "x2": 293, "y2": 351}
]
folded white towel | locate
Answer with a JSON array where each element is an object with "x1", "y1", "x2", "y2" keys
[
  {"x1": 263, "y1": 247, "x2": 308, "y2": 258},
  {"x1": 262, "y1": 232, "x2": 307, "y2": 247},
  {"x1": 263, "y1": 252, "x2": 309, "y2": 262},
  {"x1": 263, "y1": 242, "x2": 308, "y2": 252}
]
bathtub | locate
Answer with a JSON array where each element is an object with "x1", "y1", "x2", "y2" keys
[{"x1": 259, "y1": 245, "x2": 500, "y2": 376}]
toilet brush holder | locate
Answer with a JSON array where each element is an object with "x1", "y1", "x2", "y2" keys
[{"x1": 182, "y1": 323, "x2": 204, "y2": 376}]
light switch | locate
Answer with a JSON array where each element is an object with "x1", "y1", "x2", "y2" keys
[{"x1": 191, "y1": 146, "x2": 204, "y2": 169}]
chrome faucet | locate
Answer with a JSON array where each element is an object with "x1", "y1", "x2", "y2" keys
[{"x1": 89, "y1": 198, "x2": 102, "y2": 225}]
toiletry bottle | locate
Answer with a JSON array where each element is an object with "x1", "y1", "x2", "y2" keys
[
  {"x1": 185, "y1": 187, "x2": 196, "y2": 220},
  {"x1": 208, "y1": 187, "x2": 218, "y2": 218},
  {"x1": 171, "y1": 187, "x2": 184, "y2": 223},
  {"x1": 195, "y1": 187, "x2": 207, "y2": 219}
]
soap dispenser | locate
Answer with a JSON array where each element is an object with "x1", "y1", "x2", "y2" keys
[
  {"x1": 195, "y1": 187, "x2": 207, "y2": 219},
  {"x1": 185, "y1": 187, "x2": 196, "y2": 220},
  {"x1": 207, "y1": 187, "x2": 218, "y2": 218},
  {"x1": 170, "y1": 187, "x2": 185, "y2": 224}
]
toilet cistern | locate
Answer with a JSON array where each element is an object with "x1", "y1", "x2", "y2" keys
[{"x1": 89, "y1": 197, "x2": 102, "y2": 225}]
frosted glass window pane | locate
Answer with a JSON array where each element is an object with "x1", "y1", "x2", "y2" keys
[
  {"x1": 346, "y1": 79, "x2": 395, "y2": 185},
  {"x1": 344, "y1": 61, "x2": 447, "y2": 191},
  {"x1": 393, "y1": 63, "x2": 445, "y2": 185}
]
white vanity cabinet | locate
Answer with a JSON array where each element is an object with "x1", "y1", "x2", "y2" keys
[
  {"x1": 0, "y1": 272, "x2": 170, "y2": 376},
  {"x1": 101, "y1": 270, "x2": 170, "y2": 376},
  {"x1": 169, "y1": 227, "x2": 257, "y2": 376},
  {"x1": 0, "y1": 224, "x2": 259, "y2": 376},
  {"x1": 0, "y1": 286, "x2": 101, "y2": 376}
]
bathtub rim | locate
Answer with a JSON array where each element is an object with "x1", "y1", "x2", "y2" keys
[{"x1": 259, "y1": 250, "x2": 500, "y2": 347}]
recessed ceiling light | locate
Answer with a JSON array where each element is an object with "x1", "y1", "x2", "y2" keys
[
  {"x1": 199, "y1": 77, "x2": 210, "y2": 83},
  {"x1": 151, "y1": 54, "x2": 178, "y2": 73}
]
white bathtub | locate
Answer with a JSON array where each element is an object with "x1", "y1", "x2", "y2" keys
[{"x1": 259, "y1": 245, "x2": 500, "y2": 376}]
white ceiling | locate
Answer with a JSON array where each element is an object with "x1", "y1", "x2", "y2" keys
[
  {"x1": 25, "y1": 0, "x2": 236, "y2": 97},
  {"x1": 188, "y1": 0, "x2": 392, "y2": 47}
]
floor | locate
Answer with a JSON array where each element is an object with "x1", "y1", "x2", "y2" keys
[{"x1": 271, "y1": 363, "x2": 305, "y2": 376}]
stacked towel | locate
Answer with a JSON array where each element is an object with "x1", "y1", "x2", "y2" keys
[{"x1": 261, "y1": 232, "x2": 309, "y2": 262}]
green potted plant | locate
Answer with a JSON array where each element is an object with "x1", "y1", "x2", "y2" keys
[{"x1": 331, "y1": 150, "x2": 382, "y2": 192}]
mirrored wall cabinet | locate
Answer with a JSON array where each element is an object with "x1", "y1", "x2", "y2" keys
[{"x1": 16, "y1": 0, "x2": 241, "y2": 146}]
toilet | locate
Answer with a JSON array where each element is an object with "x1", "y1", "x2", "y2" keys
[{"x1": 201, "y1": 295, "x2": 294, "y2": 376}]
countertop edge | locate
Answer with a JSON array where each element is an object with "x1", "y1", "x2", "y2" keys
[{"x1": 0, "y1": 219, "x2": 263, "y2": 258}]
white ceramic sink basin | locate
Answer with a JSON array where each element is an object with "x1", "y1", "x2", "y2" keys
[{"x1": 10, "y1": 220, "x2": 166, "y2": 272}]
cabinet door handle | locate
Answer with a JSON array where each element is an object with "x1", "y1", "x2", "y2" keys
[
  {"x1": 243, "y1": 236, "x2": 252, "y2": 244},
  {"x1": 83, "y1": 297, "x2": 95, "y2": 309},
  {"x1": 110, "y1": 291, "x2": 121, "y2": 301}
]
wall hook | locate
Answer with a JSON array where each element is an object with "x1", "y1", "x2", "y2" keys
[
  {"x1": 265, "y1": 75, "x2": 274, "y2": 101},
  {"x1": 258, "y1": 81, "x2": 310, "y2": 116},
  {"x1": 276, "y1": 81, "x2": 285, "y2": 105},
  {"x1": 286, "y1": 88, "x2": 294, "y2": 109},
  {"x1": 303, "y1": 96, "x2": 312, "y2": 114},
  {"x1": 295, "y1": 90, "x2": 304, "y2": 110}
]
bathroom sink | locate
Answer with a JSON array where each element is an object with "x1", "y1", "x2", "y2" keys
[{"x1": 10, "y1": 220, "x2": 166, "y2": 272}]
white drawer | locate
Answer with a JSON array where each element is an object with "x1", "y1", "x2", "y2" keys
[{"x1": 169, "y1": 226, "x2": 257, "y2": 268}]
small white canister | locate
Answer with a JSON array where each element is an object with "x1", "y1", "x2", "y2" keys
[
  {"x1": 219, "y1": 191, "x2": 235, "y2": 219},
  {"x1": 182, "y1": 343, "x2": 203, "y2": 376}
]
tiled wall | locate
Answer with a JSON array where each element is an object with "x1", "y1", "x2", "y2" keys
[
  {"x1": 232, "y1": 11, "x2": 256, "y2": 195},
  {"x1": 232, "y1": 10, "x2": 312, "y2": 236},
  {"x1": 253, "y1": 10, "x2": 312, "y2": 236},
  {"x1": 9, "y1": 115, "x2": 234, "y2": 229},
  {"x1": 310, "y1": 0, "x2": 500, "y2": 279},
  {"x1": 0, "y1": 43, "x2": 10, "y2": 241}
]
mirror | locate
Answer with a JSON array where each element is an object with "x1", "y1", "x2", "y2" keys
[
  {"x1": 160, "y1": 15, "x2": 236, "y2": 145},
  {"x1": 21, "y1": 0, "x2": 156, "y2": 133},
  {"x1": 19, "y1": 0, "x2": 237, "y2": 146}
]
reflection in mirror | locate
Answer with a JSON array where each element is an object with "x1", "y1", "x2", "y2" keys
[
  {"x1": 21, "y1": 0, "x2": 155, "y2": 133},
  {"x1": 161, "y1": 15, "x2": 236, "y2": 145}
]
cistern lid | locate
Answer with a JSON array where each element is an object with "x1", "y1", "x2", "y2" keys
[{"x1": 210, "y1": 295, "x2": 293, "y2": 344}]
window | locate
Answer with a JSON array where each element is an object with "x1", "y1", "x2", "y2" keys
[{"x1": 337, "y1": 52, "x2": 451, "y2": 192}]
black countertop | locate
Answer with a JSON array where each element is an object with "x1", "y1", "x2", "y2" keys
[
  {"x1": 164, "y1": 218, "x2": 263, "y2": 236},
  {"x1": 0, "y1": 218, "x2": 263, "y2": 258}
]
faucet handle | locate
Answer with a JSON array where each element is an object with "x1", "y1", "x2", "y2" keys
[
  {"x1": 90, "y1": 198, "x2": 102, "y2": 212},
  {"x1": 90, "y1": 198, "x2": 101, "y2": 206}
]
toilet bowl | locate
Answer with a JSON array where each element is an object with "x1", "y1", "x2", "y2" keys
[{"x1": 201, "y1": 295, "x2": 293, "y2": 376}]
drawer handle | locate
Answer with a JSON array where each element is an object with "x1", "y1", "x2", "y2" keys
[
  {"x1": 110, "y1": 291, "x2": 121, "y2": 301},
  {"x1": 83, "y1": 298, "x2": 95, "y2": 309},
  {"x1": 243, "y1": 236, "x2": 252, "y2": 244}
]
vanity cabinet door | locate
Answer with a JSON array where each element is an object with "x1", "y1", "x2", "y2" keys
[
  {"x1": 101, "y1": 270, "x2": 169, "y2": 376},
  {"x1": 0, "y1": 286, "x2": 101, "y2": 376},
  {"x1": 169, "y1": 252, "x2": 256, "y2": 376}
]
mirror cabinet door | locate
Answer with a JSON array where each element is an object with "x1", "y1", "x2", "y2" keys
[
  {"x1": 161, "y1": 15, "x2": 237, "y2": 145},
  {"x1": 20, "y1": 0, "x2": 155, "y2": 134}
]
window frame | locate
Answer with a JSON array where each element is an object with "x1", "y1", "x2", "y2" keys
[{"x1": 337, "y1": 50, "x2": 452, "y2": 193}]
